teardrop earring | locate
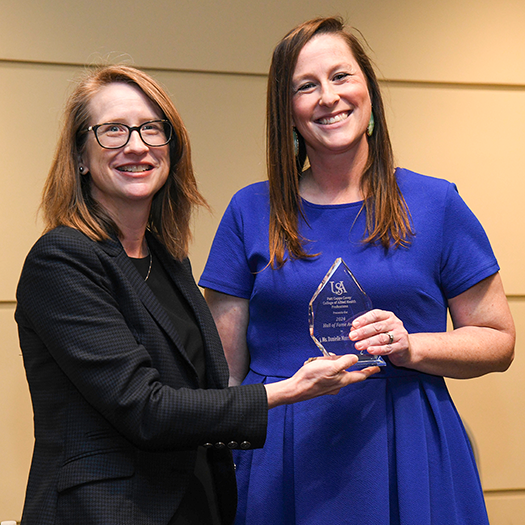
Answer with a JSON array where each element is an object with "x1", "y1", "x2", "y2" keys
[
  {"x1": 366, "y1": 111, "x2": 375, "y2": 137},
  {"x1": 293, "y1": 128, "x2": 299, "y2": 156}
]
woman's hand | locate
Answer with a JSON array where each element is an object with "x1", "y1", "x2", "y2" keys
[
  {"x1": 265, "y1": 354, "x2": 379, "y2": 408},
  {"x1": 348, "y1": 274, "x2": 515, "y2": 378},
  {"x1": 349, "y1": 309, "x2": 412, "y2": 368}
]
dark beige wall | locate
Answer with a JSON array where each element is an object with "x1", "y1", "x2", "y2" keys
[{"x1": 1, "y1": 0, "x2": 524, "y2": 521}]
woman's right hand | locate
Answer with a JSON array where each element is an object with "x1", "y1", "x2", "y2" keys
[
  {"x1": 204, "y1": 290, "x2": 379, "y2": 408},
  {"x1": 264, "y1": 354, "x2": 379, "y2": 409}
]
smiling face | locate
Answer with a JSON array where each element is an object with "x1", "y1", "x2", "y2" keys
[
  {"x1": 291, "y1": 33, "x2": 372, "y2": 162},
  {"x1": 80, "y1": 82, "x2": 170, "y2": 218}
]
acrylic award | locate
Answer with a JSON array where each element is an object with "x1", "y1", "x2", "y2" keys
[{"x1": 309, "y1": 258, "x2": 386, "y2": 368}]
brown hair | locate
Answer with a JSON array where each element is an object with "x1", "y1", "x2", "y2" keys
[
  {"x1": 41, "y1": 64, "x2": 208, "y2": 260},
  {"x1": 267, "y1": 16, "x2": 413, "y2": 267}
]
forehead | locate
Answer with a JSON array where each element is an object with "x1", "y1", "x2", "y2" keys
[
  {"x1": 88, "y1": 82, "x2": 162, "y2": 123},
  {"x1": 294, "y1": 33, "x2": 359, "y2": 74}
]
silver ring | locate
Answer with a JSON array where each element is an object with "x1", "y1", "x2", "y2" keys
[{"x1": 387, "y1": 333, "x2": 394, "y2": 345}]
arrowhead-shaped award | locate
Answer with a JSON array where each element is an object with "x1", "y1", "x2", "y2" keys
[{"x1": 309, "y1": 258, "x2": 386, "y2": 368}]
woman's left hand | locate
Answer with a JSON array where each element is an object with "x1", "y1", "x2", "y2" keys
[
  {"x1": 349, "y1": 309, "x2": 411, "y2": 367},
  {"x1": 348, "y1": 274, "x2": 515, "y2": 378}
]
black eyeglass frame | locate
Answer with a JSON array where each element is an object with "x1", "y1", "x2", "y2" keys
[{"x1": 84, "y1": 119, "x2": 174, "y2": 149}]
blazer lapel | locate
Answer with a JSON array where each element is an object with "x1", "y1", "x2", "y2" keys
[
  {"x1": 101, "y1": 235, "x2": 198, "y2": 375},
  {"x1": 146, "y1": 233, "x2": 229, "y2": 389},
  {"x1": 99, "y1": 233, "x2": 228, "y2": 389}
]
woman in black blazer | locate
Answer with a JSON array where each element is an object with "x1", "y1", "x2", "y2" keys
[{"x1": 15, "y1": 65, "x2": 378, "y2": 525}]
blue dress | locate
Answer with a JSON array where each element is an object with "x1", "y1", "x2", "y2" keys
[{"x1": 199, "y1": 168, "x2": 497, "y2": 524}]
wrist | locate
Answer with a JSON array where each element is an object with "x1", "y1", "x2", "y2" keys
[
  {"x1": 389, "y1": 333, "x2": 417, "y2": 369},
  {"x1": 264, "y1": 377, "x2": 300, "y2": 409}
]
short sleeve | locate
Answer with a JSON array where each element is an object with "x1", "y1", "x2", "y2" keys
[
  {"x1": 199, "y1": 187, "x2": 261, "y2": 298},
  {"x1": 440, "y1": 183, "x2": 499, "y2": 298}
]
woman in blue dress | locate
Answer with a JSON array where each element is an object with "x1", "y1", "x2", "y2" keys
[{"x1": 199, "y1": 17, "x2": 515, "y2": 524}]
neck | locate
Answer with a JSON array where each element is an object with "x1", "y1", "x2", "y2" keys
[
  {"x1": 120, "y1": 225, "x2": 149, "y2": 258},
  {"x1": 99, "y1": 199, "x2": 151, "y2": 257},
  {"x1": 301, "y1": 139, "x2": 369, "y2": 205},
  {"x1": 301, "y1": 158, "x2": 366, "y2": 205}
]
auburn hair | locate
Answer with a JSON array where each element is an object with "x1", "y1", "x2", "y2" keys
[
  {"x1": 267, "y1": 17, "x2": 413, "y2": 267},
  {"x1": 41, "y1": 64, "x2": 208, "y2": 260}
]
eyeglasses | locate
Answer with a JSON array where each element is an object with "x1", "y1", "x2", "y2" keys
[{"x1": 84, "y1": 119, "x2": 173, "y2": 149}]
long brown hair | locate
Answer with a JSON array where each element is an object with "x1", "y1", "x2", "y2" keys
[
  {"x1": 41, "y1": 64, "x2": 208, "y2": 260},
  {"x1": 267, "y1": 16, "x2": 413, "y2": 267}
]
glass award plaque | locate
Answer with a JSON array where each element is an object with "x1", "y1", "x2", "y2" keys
[{"x1": 309, "y1": 258, "x2": 386, "y2": 368}]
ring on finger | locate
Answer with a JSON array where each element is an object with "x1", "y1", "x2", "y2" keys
[{"x1": 387, "y1": 332, "x2": 394, "y2": 345}]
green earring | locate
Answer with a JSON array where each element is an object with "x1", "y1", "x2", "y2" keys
[
  {"x1": 367, "y1": 111, "x2": 375, "y2": 137},
  {"x1": 293, "y1": 128, "x2": 299, "y2": 156}
]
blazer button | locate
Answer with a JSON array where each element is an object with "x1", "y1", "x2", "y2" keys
[
  {"x1": 203, "y1": 443, "x2": 213, "y2": 449},
  {"x1": 227, "y1": 441, "x2": 239, "y2": 449},
  {"x1": 240, "y1": 441, "x2": 252, "y2": 450},
  {"x1": 215, "y1": 442, "x2": 226, "y2": 449}
]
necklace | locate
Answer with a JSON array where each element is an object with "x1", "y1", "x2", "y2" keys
[{"x1": 144, "y1": 251, "x2": 152, "y2": 281}]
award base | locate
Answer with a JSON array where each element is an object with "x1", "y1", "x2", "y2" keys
[
  {"x1": 354, "y1": 355, "x2": 386, "y2": 369},
  {"x1": 341, "y1": 337, "x2": 387, "y2": 369},
  {"x1": 309, "y1": 323, "x2": 386, "y2": 369}
]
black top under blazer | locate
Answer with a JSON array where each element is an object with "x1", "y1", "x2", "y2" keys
[{"x1": 15, "y1": 226, "x2": 268, "y2": 525}]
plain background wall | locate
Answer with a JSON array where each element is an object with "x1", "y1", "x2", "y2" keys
[{"x1": 1, "y1": 0, "x2": 524, "y2": 521}]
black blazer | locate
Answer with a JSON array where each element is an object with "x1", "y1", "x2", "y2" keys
[{"x1": 15, "y1": 226, "x2": 268, "y2": 525}]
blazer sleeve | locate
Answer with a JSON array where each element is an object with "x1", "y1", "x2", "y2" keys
[{"x1": 16, "y1": 227, "x2": 267, "y2": 451}]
